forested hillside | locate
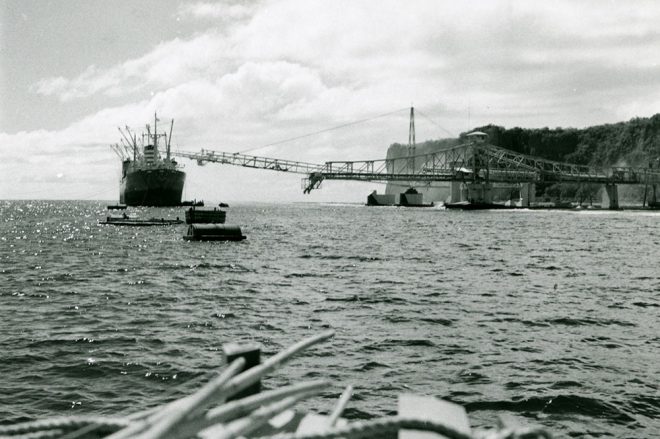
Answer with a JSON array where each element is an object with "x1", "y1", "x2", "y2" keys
[
  {"x1": 385, "y1": 114, "x2": 660, "y2": 202},
  {"x1": 468, "y1": 114, "x2": 660, "y2": 168}
]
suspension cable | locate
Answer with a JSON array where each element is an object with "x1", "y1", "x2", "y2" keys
[
  {"x1": 235, "y1": 107, "x2": 410, "y2": 154},
  {"x1": 415, "y1": 109, "x2": 456, "y2": 138}
]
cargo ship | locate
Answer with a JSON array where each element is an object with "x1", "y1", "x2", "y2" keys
[{"x1": 111, "y1": 114, "x2": 185, "y2": 206}]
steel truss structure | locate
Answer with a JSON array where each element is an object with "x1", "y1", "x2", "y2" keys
[{"x1": 173, "y1": 144, "x2": 660, "y2": 194}]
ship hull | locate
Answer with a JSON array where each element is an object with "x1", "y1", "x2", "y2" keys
[{"x1": 120, "y1": 168, "x2": 185, "y2": 207}]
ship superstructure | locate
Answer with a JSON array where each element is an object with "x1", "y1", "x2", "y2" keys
[{"x1": 110, "y1": 114, "x2": 185, "y2": 206}]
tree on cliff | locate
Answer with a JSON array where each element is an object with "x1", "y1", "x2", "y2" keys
[
  {"x1": 467, "y1": 114, "x2": 660, "y2": 169},
  {"x1": 386, "y1": 113, "x2": 660, "y2": 203}
]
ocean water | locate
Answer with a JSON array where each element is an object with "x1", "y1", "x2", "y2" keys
[{"x1": 0, "y1": 200, "x2": 658, "y2": 438}]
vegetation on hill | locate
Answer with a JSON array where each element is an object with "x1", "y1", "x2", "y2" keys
[
  {"x1": 386, "y1": 114, "x2": 660, "y2": 203},
  {"x1": 466, "y1": 114, "x2": 660, "y2": 169},
  {"x1": 466, "y1": 115, "x2": 660, "y2": 202}
]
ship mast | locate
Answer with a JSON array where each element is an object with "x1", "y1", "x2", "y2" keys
[
  {"x1": 167, "y1": 119, "x2": 174, "y2": 160},
  {"x1": 154, "y1": 112, "x2": 158, "y2": 152},
  {"x1": 118, "y1": 127, "x2": 135, "y2": 161}
]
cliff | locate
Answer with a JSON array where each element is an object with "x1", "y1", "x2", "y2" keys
[
  {"x1": 385, "y1": 114, "x2": 660, "y2": 203},
  {"x1": 468, "y1": 114, "x2": 660, "y2": 168},
  {"x1": 384, "y1": 138, "x2": 460, "y2": 202}
]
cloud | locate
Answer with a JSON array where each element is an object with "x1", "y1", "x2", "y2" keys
[
  {"x1": 7, "y1": 0, "x2": 660, "y2": 200},
  {"x1": 178, "y1": 1, "x2": 257, "y2": 20},
  {"x1": 32, "y1": 33, "x2": 231, "y2": 101},
  {"x1": 3, "y1": 59, "x2": 394, "y2": 199},
  {"x1": 0, "y1": 99, "x2": 156, "y2": 199},
  {"x1": 1, "y1": 128, "x2": 119, "y2": 199},
  {"x1": 31, "y1": 0, "x2": 660, "y2": 122},
  {"x1": 23, "y1": 0, "x2": 660, "y2": 121}
]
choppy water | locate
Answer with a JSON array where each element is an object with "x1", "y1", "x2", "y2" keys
[{"x1": 1, "y1": 200, "x2": 659, "y2": 438}]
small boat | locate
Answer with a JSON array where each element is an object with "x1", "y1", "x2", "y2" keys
[
  {"x1": 183, "y1": 224, "x2": 246, "y2": 241},
  {"x1": 399, "y1": 201, "x2": 434, "y2": 207},
  {"x1": 180, "y1": 200, "x2": 204, "y2": 207},
  {"x1": 398, "y1": 188, "x2": 434, "y2": 207},
  {"x1": 444, "y1": 201, "x2": 514, "y2": 210},
  {"x1": 185, "y1": 206, "x2": 227, "y2": 224},
  {"x1": 366, "y1": 190, "x2": 395, "y2": 206},
  {"x1": 99, "y1": 215, "x2": 183, "y2": 226},
  {"x1": 106, "y1": 203, "x2": 127, "y2": 210}
]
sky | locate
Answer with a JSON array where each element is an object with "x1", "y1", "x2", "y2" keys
[{"x1": 1, "y1": 0, "x2": 660, "y2": 203}]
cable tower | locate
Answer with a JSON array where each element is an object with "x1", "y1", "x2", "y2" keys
[{"x1": 408, "y1": 106, "x2": 416, "y2": 176}]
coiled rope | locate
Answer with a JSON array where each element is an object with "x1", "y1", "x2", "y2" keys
[
  {"x1": 0, "y1": 417, "x2": 127, "y2": 436},
  {"x1": 258, "y1": 416, "x2": 552, "y2": 439},
  {"x1": 0, "y1": 416, "x2": 552, "y2": 439}
]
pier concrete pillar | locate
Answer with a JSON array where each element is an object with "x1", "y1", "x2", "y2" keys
[
  {"x1": 449, "y1": 181, "x2": 462, "y2": 203},
  {"x1": 521, "y1": 183, "x2": 536, "y2": 207},
  {"x1": 602, "y1": 184, "x2": 619, "y2": 210},
  {"x1": 465, "y1": 182, "x2": 493, "y2": 203}
]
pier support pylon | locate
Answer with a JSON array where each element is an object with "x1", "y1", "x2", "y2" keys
[
  {"x1": 521, "y1": 183, "x2": 535, "y2": 207},
  {"x1": 464, "y1": 182, "x2": 493, "y2": 203},
  {"x1": 602, "y1": 183, "x2": 619, "y2": 210},
  {"x1": 449, "y1": 181, "x2": 462, "y2": 203}
]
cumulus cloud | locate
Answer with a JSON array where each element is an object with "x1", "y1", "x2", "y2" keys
[
  {"x1": 32, "y1": 33, "x2": 231, "y2": 101},
  {"x1": 6, "y1": 0, "x2": 660, "y2": 200},
  {"x1": 31, "y1": 0, "x2": 660, "y2": 120},
  {"x1": 178, "y1": 1, "x2": 257, "y2": 20}
]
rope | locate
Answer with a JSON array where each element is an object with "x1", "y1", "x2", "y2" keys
[
  {"x1": 0, "y1": 429, "x2": 65, "y2": 439},
  {"x1": 259, "y1": 416, "x2": 552, "y2": 439},
  {"x1": 0, "y1": 417, "x2": 127, "y2": 436},
  {"x1": 474, "y1": 426, "x2": 553, "y2": 439},
  {"x1": 0, "y1": 414, "x2": 552, "y2": 439},
  {"x1": 235, "y1": 108, "x2": 409, "y2": 154},
  {"x1": 57, "y1": 423, "x2": 107, "y2": 439},
  {"x1": 261, "y1": 416, "x2": 472, "y2": 439}
]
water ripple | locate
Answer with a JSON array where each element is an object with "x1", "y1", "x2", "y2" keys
[{"x1": 0, "y1": 201, "x2": 658, "y2": 437}]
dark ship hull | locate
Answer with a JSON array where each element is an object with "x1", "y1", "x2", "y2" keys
[{"x1": 120, "y1": 168, "x2": 185, "y2": 206}]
